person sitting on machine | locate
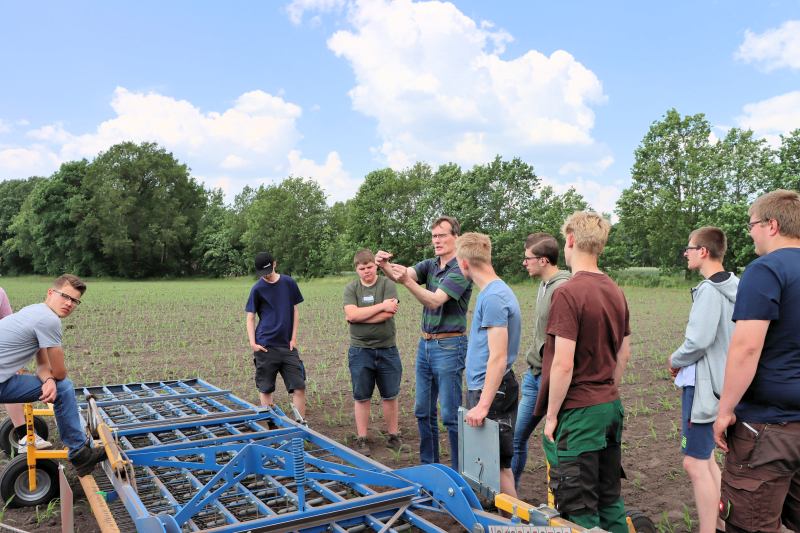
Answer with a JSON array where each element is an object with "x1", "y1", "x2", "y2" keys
[{"x1": 0, "y1": 275, "x2": 106, "y2": 476}]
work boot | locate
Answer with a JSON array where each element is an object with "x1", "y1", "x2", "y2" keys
[
  {"x1": 70, "y1": 444, "x2": 107, "y2": 477},
  {"x1": 386, "y1": 433, "x2": 403, "y2": 451},
  {"x1": 354, "y1": 436, "x2": 371, "y2": 457}
]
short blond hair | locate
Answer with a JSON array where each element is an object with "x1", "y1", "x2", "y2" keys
[
  {"x1": 455, "y1": 232, "x2": 492, "y2": 265},
  {"x1": 561, "y1": 211, "x2": 611, "y2": 256},
  {"x1": 749, "y1": 189, "x2": 800, "y2": 239}
]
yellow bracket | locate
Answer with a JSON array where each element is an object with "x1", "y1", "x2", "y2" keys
[{"x1": 494, "y1": 493, "x2": 597, "y2": 533}]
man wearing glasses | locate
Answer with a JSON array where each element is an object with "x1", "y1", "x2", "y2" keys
[
  {"x1": 713, "y1": 189, "x2": 800, "y2": 533},
  {"x1": 376, "y1": 216, "x2": 472, "y2": 471},
  {"x1": 0, "y1": 275, "x2": 107, "y2": 476},
  {"x1": 511, "y1": 233, "x2": 570, "y2": 493},
  {"x1": 668, "y1": 227, "x2": 737, "y2": 533}
]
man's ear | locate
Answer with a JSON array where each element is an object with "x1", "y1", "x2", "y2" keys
[{"x1": 566, "y1": 233, "x2": 575, "y2": 248}]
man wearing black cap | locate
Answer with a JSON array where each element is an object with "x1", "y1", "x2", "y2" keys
[{"x1": 245, "y1": 252, "x2": 306, "y2": 416}]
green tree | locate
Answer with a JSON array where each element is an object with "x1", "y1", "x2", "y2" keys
[
  {"x1": 81, "y1": 142, "x2": 207, "y2": 277},
  {"x1": 0, "y1": 176, "x2": 45, "y2": 274},
  {"x1": 193, "y1": 189, "x2": 248, "y2": 276},
  {"x1": 348, "y1": 166, "x2": 431, "y2": 265},
  {"x1": 240, "y1": 177, "x2": 331, "y2": 278},
  {"x1": 7, "y1": 161, "x2": 98, "y2": 275},
  {"x1": 774, "y1": 129, "x2": 800, "y2": 191},
  {"x1": 616, "y1": 109, "x2": 716, "y2": 271}
]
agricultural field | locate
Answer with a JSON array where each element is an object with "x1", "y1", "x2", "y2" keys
[{"x1": 0, "y1": 275, "x2": 700, "y2": 532}]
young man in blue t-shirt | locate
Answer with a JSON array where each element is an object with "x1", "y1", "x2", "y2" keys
[
  {"x1": 245, "y1": 252, "x2": 306, "y2": 417},
  {"x1": 713, "y1": 190, "x2": 800, "y2": 533},
  {"x1": 456, "y1": 232, "x2": 521, "y2": 498}
]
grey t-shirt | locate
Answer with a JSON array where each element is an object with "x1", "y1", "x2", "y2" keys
[
  {"x1": 0, "y1": 303, "x2": 62, "y2": 383},
  {"x1": 343, "y1": 276, "x2": 398, "y2": 348}
]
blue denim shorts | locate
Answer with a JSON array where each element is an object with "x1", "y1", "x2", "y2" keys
[
  {"x1": 680, "y1": 386, "x2": 715, "y2": 459},
  {"x1": 348, "y1": 346, "x2": 402, "y2": 401}
]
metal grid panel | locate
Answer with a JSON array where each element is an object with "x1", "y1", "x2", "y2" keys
[{"x1": 76, "y1": 379, "x2": 470, "y2": 533}]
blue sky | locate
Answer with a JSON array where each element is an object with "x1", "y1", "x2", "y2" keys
[{"x1": 1, "y1": 1, "x2": 799, "y2": 215}]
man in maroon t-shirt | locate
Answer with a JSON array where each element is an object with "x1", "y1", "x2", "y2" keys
[{"x1": 534, "y1": 211, "x2": 631, "y2": 533}]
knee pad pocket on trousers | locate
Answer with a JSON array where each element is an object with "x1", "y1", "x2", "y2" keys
[{"x1": 550, "y1": 461, "x2": 593, "y2": 515}]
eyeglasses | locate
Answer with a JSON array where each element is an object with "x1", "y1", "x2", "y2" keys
[
  {"x1": 747, "y1": 219, "x2": 767, "y2": 230},
  {"x1": 52, "y1": 289, "x2": 81, "y2": 306},
  {"x1": 431, "y1": 233, "x2": 452, "y2": 239},
  {"x1": 523, "y1": 255, "x2": 545, "y2": 263},
  {"x1": 683, "y1": 246, "x2": 703, "y2": 253}
]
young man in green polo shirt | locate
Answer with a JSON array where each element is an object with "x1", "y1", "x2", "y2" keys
[{"x1": 343, "y1": 249, "x2": 403, "y2": 456}]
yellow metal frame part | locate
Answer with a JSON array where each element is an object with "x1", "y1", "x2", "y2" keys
[{"x1": 20, "y1": 402, "x2": 122, "y2": 532}]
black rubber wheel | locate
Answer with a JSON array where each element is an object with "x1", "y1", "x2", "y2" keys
[
  {"x1": 0, "y1": 417, "x2": 50, "y2": 457},
  {"x1": 0, "y1": 455, "x2": 59, "y2": 507},
  {"x1": 627, "y1": 509, "x2": 657, "y2": 533}
]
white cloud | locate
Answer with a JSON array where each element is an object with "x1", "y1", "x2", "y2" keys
[
  {"x1": 541, "y1": 175, "x2": 623, "y2": 220},
  {"x1": 0, "y1": 120, "x2": 10, "y2": 134},
  {"x1": 558, "y1": 156, "x2": 614, "y2": 176},
  {"x1": 736, "y1": 20, "x2": 800, "y2": 71},
  {"x1": 287, "y1": 149, "x2": 360, "y2": 201},
  {"x1": 736, "y1": 90, "x2": 800, "y2": 147},
  {"x1": 286, "y1": 0, "x2": 347, "y2": 25},
  {"x1": 324, "y1": 0, "x2": 607, "y2": 170},
  {"x1": 0, "y1": 146, "x2": 60, "y2": 177},
  {"x1": 0, "y1": 87, "x2": 353, "y2": 201}
]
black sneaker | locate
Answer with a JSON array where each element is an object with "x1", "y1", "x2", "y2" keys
[
  {"x1": 70, "y1": 444, "x2": 107, "y2": 477},
  {"x1": 354, "y1": 436, "x2": 371, "y2": 457},
  {"x1": 386, "y1": 433, "x2": 403, "y2": 451}
]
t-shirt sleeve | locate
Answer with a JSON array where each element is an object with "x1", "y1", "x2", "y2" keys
[
  {"x1": 479, "y1": 293, "x2": 510, "y2": 328},
  {"x1": 343, "y1": 282, "x2": 357, "y2": 306},
  {"x1": 35, "y1": 314, "x2": 62, "y2": 349},
  {"x1": 439, "y1": 269, "x2": 470, "y2": 300},
  {"x1": 384, "y1": 279, "x2": 398, "y2": 300},
  {"x1": 546, "y1": 289, "x2": 579, "y2": 341},
  {"x1": 291, "y1": 279, "x2": 304, "y2": 305},
  {"x1": 245, "y1": 286, "x2": 258, "y2": 313},
  {"x1": 413, "y1": 260, "x2": 429, "y2": 285},
  {"x1": 733, "y1": 262, "x2": 780, "y2": 322}
]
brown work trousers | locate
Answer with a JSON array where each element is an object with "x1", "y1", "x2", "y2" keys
[{"x1": 721, "y1": 420, "x2": 800, "y2": 533}]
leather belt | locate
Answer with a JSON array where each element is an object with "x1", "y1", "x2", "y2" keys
[{"x1": 421, "y1": 331, "x2": 464, "y2": 340}]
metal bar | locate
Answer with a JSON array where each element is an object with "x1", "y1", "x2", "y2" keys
[
  {"x1": 92, "y1": 390, "x2": 232, "y2": 407},
  {"x1": 78, "y1": 473, "x2": 121, "y2": 533}
]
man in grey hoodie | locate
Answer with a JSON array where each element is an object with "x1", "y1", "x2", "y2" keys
[
  {"x1": 511, "y1": 233, "x2": 571, "y2": 491},
  {"x1": 669, "y1": 226, "x2": 738, "y2": 533}
]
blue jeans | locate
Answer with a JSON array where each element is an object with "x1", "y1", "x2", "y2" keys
[
  {"x1": 414, "y1": 335, "x2": 466, "y2": 470},
  {"x1": 0, "y1": 374, "x2": 88, "y2": 457},
  {"x1": 511, "y1": 369, "x2": 543, "y2": 487}
]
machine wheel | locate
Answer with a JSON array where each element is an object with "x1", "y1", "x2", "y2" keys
[
  {"x1": 0, "y1": 417, "x2": 50, "y2": 457},
  {"x1": 627, "y1": 509, "x2": 657, "y2": 533},
  {"x1": 0, "y1": 455, "x2": 59, "y2": 507}
]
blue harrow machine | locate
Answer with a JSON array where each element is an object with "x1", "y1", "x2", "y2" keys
[{"x1": 0, "y1": 378, "x2": 655, "y2": 532}]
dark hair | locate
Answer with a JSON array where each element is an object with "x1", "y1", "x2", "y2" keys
[
  {"x1": 53, "y1": 274, "x2": 87, "y2": 296},
  {"x1": 689, "y1": 227, "x2": 727, "y2": 260},
  {"x1": 353, "y1": 248, "x2": 375, "y2": 266},
  {"x1": 431, "y1": 216, "x2": 461, "y2": 236},
  {"x1": 525, "y1": 232, "x2": 559, "y2": 265}
]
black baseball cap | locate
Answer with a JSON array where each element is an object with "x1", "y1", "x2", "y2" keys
[{"x1": 255, "y1": 252, "x2": 275, "y2": 276}]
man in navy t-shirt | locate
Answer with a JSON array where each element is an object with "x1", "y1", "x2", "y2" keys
[
  {"x1": 713, "y1": 189, "x2": 800, "y2": 533},
  {"x1": 245, "y1": 252, "x2": 306, "y2": 417}
]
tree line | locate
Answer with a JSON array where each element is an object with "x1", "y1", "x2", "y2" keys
[{"x1": 0, "y1": 110, "x2": 797, "y2": 279}]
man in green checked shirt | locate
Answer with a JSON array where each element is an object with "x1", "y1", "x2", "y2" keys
[{"x1": 376, "y1": 216, "x2": 472, "y2": 471}]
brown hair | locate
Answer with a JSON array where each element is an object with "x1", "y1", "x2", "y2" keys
[
  {"x1": 455, "y1": 232, "x2": 492, "y2": 265},
  {"x1": 749, "y1": 189, "x2": 800, "y2": 239},
  {"x1": 561, "y1": 211, "x2": 611, "y2": 255},
  {"x1": 525, "y1": 232, "x2": 559, "y2": 264},
  {"x1": 431, "y1": 216, "x2": 461, "y2": 236},
  {"x1": 689, "y1": 226, "x2": 727, "y2": 260},
  {"x1": 353, "y1": 249, "x2": 375, "y2": 266},
  {"x1": 53, "y1": 274, "x2": 87, "y2": 296}
]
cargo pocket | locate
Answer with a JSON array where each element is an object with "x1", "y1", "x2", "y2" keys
[
  {"x1": 720, "y1": 469, "x2": 779, "y2": 531},
  {"x1": 549, "y1": 461, "x2": 586, "y2": 514}
]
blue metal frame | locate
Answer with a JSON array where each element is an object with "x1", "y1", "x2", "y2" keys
[{"x1": 77, "y1": 378, "x2": 523, "y2": 532}]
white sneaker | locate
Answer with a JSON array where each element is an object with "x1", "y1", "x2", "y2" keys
[{"x1": 18, "y1": 434, "x2": 53, "y2": 451}]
